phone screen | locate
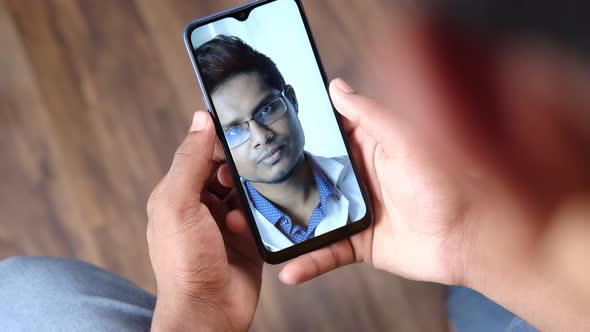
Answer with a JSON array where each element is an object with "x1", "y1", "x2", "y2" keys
[{"x1": 187, "y1": 0, "x2": 369, "y2": 256}]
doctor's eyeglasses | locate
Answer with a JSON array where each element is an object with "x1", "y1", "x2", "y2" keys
[{"x1": 224, "y1": 85, "x2": 292, "y2": 149}]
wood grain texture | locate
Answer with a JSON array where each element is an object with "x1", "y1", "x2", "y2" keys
[{"x1": 0, "y1": 1, "x2": 447, "y2": 330}]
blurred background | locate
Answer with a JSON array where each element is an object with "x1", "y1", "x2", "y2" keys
[{"x1": 0, "y1": 0, "x2": 447, "y2": 331}]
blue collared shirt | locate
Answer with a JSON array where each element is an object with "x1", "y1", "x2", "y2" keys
[{"x1": 245, "y1": 160, "x2": 337, "y2": 244}]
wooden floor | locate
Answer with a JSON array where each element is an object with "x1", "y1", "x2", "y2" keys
[{"x1": 0, "y1": 0, "x2": 447, "y2": 330}]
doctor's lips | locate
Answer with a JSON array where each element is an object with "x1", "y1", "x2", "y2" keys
[{"x1": 258, "y1": 144, "x2": 286, "y2": 165}]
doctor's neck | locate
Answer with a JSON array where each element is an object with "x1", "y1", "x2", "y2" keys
[{"x1": 251, "y1": 155, "x2": 318, "y2": 208}]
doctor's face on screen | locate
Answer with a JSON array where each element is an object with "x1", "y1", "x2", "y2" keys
[{"x1": 213, "y1": 73, "x2": 305, "y2": 183}]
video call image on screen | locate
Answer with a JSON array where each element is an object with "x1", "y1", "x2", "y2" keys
[{"x1": 191, "y1": 0, "x2": 366, "y2": 252}]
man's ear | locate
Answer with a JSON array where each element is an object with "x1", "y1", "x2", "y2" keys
[{"x1": 285, "y1": 85, "x2": 298, "y2": 113}]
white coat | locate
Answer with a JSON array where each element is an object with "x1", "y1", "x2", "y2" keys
[{"x1": 242, "y1": 153, "x2": 366, "y2": 252}]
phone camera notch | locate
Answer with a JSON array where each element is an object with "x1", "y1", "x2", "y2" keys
[{"x1": 235, "y1": 10, "x2": 250, "y2": 21}]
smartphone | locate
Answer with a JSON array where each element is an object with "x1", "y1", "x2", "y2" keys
[{"x1": 184, "y1": 0, "x2": 373, "y2": 264}]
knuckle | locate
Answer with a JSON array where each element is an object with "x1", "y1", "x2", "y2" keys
[
  {"x1": 146, "y1": 198, "x2": 209, "y2": 241},
  {"x1": 146, "y1": 222, "x2": 154, "y2": 245},
  {"x1": 174, "y1": 202, "x2": 211, "y2": 235},
  {"x1": 175, "y1": 202, "x2": 206, "y2": 223},
  {"x1": 147, "y1": 192, "x2": 158, "y2": 217},
  {"x1": 147, "y1": 177, "x2": 167, "y2": 217}
]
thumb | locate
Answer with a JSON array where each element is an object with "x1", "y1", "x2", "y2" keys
[
  {"x1": 542, "y1": 196, "x2": 590, "y2": 301},
  {"x1": 329, "y1": 78, "x2": 405, "y2": 154},
  {"x1": 166, "y1": 111, "x2": 217, "y2": 199}
]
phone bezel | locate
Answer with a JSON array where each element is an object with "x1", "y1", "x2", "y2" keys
[{"x1": 183, "y1": 0, "x2": 373, "y2": 264}]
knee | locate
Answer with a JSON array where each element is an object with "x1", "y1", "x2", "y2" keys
[
  {"x1": 0, "y1": 256, "x2": 100, "y2": 294},
  {"x1": 0, "y1": 257, "x2": 155, "y2": 330}
]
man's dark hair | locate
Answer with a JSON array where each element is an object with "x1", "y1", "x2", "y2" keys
[{"x1": 195, "y1": 35, "x2": 286, "y2": 93}]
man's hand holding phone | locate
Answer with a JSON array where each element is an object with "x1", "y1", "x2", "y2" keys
[
  {"x1": 147, "y1": 71, "x2": 589, "y2": 331},
  {"x1": 147, "y1": 112, "x2": 262, "y2": 332},
  {"x1": 279, "y1": 79, "x2": 474, "y2": 286},
  {"x1": 148, "y1": 0, "x2": 590, "y2": 330}
]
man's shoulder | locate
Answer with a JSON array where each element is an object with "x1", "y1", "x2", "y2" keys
[
  {"x1": 331, "y1": 155, "x2": 352, "y2": 166},
  {"x1": 307, "y1": 153, "x2": 355, "y2": 185},
  {"x1": 309, "y1": 153, "x2": 351, "y2": 167}
]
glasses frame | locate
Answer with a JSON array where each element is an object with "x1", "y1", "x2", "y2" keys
[{"x1": 224, "y1": 86, "x2": 290, "y2": 149}]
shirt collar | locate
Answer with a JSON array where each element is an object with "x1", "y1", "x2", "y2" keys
[
  {"x1": 245, "y1": 155, "x2": 338, "y2": 225},
  {"x1": 245, "y1": 181, "x2": 284, "y2": 225},
  {"x1": 310, "y1": 159, "x2": 338, "y2": 213}
]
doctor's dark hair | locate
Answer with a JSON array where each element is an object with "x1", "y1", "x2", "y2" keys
[{"x1": 195, "y1": 35, "x2": 286, "y2": 93}]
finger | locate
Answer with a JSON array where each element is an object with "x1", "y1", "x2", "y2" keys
[
  {"x1": 541, "y1": 196, "x2": 590, "y2": 301},
  {"x1": 223, "y1": 189, "x2": 243, "y2": 211},
  {"x1": 225, "y1": 230, "x2": 262, "y2": 268},
  {"x1": 329, "y1": 78, "x2": 404, "y2": 156},
  {"x1": 217, "y1": 163, "x2": 235, "y2": 188},
  {"x1": 279, "y1": 239, "x2": 356, "y2": 285},
  {"x1": 226, "y1": 209, "x2": 250, "y2": 234},
  {"x1": 213, "y1": 138, "x2": 226, "y2": 163},
  {"x1": 164, "y1": 111, "x2": 216, "y2": 200},
  {"x1": 201, "y1": 190, "x2": 229, "y2": 225},
  {"x1": 334, "y1": 104, "x2": 355, "y2": 135},
  {"x1": 206, "y1": 167, "x2": 232, "y2": 201}
]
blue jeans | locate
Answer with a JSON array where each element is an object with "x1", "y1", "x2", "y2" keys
[
  {"x1": 447, "y1": 286, "x2": 539, "y2": 332},
  {"x1": 0, "y1": 257, "x2": 538, "y2": 331},
  {"x1": 0, "y1": 257, "x2": 155, "y2": 331}
]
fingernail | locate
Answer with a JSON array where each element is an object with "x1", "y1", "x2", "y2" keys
[
  {"x1": 190, "y1": 111, "x2": 208, "y2": 132},
  {"x1": 334, "y1": 78, "x2": 355, "y2": 94}
]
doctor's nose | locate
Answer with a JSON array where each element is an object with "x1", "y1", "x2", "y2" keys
[{"x1": 249, "y1": 120, "x2": 274, "y2": 148}]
